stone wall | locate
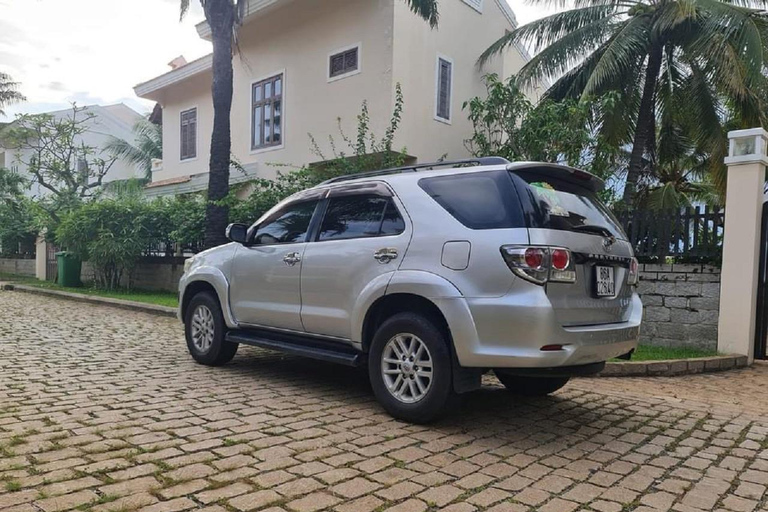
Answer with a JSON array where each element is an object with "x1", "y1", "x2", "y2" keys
[
  {"x1": 0, "y1": 258, "x2": 36, "y2": 277},
  {"x1": 637, "y1": 264, "x2": 721, "y2": 350}
]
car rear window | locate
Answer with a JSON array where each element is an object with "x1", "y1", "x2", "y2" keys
[
  {"x1": 512, "y1": 170, "x2": 625, "y2": 239},
  {"x1": 418, "y1": 171, "x2": 525, "y2": 230}
]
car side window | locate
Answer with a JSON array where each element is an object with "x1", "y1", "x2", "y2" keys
[
  {"x1": 318, "y1": 195, "x2": 405, "y2": 241},
  {"x1": 251, "y1": 201, "x2": 318, "y2": 245}
]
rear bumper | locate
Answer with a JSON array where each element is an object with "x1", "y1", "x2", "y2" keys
[{"x1": 433, "y1": 287, "x2": 642, "y2": 369}]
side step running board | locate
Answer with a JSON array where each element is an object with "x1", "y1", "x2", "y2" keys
[{"x1": 225, "y1": 329, "x2": 364, "y2": 367}]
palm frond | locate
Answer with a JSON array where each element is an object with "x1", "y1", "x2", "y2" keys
[
  {"x1": 403, "y1": 0, "x2": 439, "y2": 28},
  {"x1": 582, "y1": 14, "x2": 652, "y2": 96},
  {"x1": 479, "y1": 5, "x2": 625, "y2": 67},
  {"x1": 105, "y1": 119, "x2": 162, "y2": 181},
  {"x1": 179, "y1": 0, "x2": 190, "y2": 21}
]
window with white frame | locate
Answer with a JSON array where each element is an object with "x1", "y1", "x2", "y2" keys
[
  {"x1": 252, "y1": 74, "x2": 283, "y2": 150},
  {"x1": 462, "y1": 0, "x2": 483, "y2": 12},
  {"x1": 435, "y1": 57, "x2": 453, "y2": 122},
  {"x1": 180, "y1": 108, "x2": 197, "y2": 160},
  {"x1": 329, "y1": 46, "x2": 359, "y2": 80}
]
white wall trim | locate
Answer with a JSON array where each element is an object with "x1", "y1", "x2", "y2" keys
[
  {"x1": 249, "y1": 68, "x2": 287, "y2": 154},
  {"x1": 327, "y1": 42, "x2": 362, "y2": 83},
  {"x1": 179, "y1": 105, "x2": 199, "y2": 163},
  {"x1": 434, "y1": 53, "x2": 454, "y2": 125}
]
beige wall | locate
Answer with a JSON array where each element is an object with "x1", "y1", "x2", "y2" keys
[
  {"x1": 150, "y1": 0, "x2": 531, "y2": 182},
  {"x1": 391, "y1": 0, "x2": 523, "y2": 162},
  {"x1": 154, "y1": 0, "x2": 395, "y2": 182}
]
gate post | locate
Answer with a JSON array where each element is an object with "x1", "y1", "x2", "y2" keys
[
  {"x1": 718, "y1": 128, "x2": 768, "y2": 362},
  {"x1": 35, "y1": 235, "x2": 47, "y2": 281}
]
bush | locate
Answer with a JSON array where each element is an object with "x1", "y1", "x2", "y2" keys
[{"x1": 56, "y1": 198, "x2": 166, "y2": 289}]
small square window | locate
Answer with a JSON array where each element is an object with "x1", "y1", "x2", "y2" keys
[
  {"x1": 329, "y1": 46, "x2": 359, "y2": 80},
  {"x1": 462, "y1": 0, "x2": 483, "y2": 12}
]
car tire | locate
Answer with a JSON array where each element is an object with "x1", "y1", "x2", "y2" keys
[
  {"x1": 185, "y1": 291, "x2": 238, "y2": 366},
  {"x1": 494, "y1": 372, "x2": 570, "y2": 396},
  {"x1": 368, "y1": 312, "x2": 457, "y2": 424}
]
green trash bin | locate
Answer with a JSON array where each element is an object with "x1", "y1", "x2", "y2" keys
[{"x1": 56, "y1": 251, "x2": 82, "y2": 287}]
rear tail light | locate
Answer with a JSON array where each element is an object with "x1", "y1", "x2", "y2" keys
[
  {"x1": 500, "y1": 245, "x2": 577, "y2": 285},
  {"x1": 628, "y1": 257, "x2": 639, "y2": 286}
]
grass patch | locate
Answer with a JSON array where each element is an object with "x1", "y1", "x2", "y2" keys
[
  {"x1": 0, "y1": 273, "x2": 178, "y2": 308},
  {"x1": 614, "y1": 345, "x2": 718, "y2": 362},
  {"x1": 4, "y1": 480, "x2": 21, "y2": 492}
]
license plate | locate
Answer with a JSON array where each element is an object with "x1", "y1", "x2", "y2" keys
[{"x1": 595, "y1": 266, "x2": 615, "y2": 297}]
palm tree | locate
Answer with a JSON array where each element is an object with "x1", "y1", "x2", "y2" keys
[
  {"x1": 105, "y1": 118, "x2": 162, "y2": 181},
  {"x1": 179, "y1": 0, "x2": 439, "y2": 249},
  {"x1": 479, "y1": 0, "x2": 768, "y2": 206},
  {"x1": 0, "y1": 72, "x2": 25, "y2": 117}
]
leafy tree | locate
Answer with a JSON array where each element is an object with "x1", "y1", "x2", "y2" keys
[
  {"x1": 464, "y1": 74, "x2": 624, "y2": 184},
  {"x1": 0, "y1": 72, "x2": 25, "y2": 116},
  {"x1": 3, "y1": 105, "x2": 118, "y2": 228},
  {"x1": 0, "y1": 168, "x2": 35, "y2": 256},
  {"x1": 479, "y1": 0, "x2": 768, "y2": 205},
  {"x1": 105, "y1": 118, "x2": 162, "y2": 181},
  {"x1": 178, "y1": 0, "x2": 440, "y2": 249}
]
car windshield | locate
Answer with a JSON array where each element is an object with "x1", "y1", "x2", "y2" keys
[{"x1": 513, "y1": 170, "x2": 626, "y2": 239}]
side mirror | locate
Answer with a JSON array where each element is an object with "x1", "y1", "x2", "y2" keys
[{"x1": 225, "y1": 223, "x2": 248, "y2": 244}]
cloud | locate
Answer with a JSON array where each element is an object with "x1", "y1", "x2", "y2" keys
[
  {"x1": 45, "y1": 81, "x2": 67, "y2": 92},
  {"x1": 0, "y1": 0, "x2": 210, "y2": 121}
]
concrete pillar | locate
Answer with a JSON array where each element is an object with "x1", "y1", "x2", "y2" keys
[
  {"x1": 35, "y1": 235, "x2": 46, "y2": 281},
  {"x1": 717, "y1": 128, "x2": 768, "y2": 362}
]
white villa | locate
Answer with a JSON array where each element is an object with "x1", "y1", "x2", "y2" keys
[
  {"x1": 134, "y1": 0, "x2": 534, "y2": 196},
  {"x1": 0, "y1": 103, "x2": 144, "y2": 197}
]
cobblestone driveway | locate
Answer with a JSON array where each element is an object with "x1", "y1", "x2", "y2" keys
[{"x1": 3, "y1": 291, "x2": 768, "y2": 512}]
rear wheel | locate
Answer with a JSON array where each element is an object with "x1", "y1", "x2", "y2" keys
[
  {"x1": 369, "y1": 312, "x2": 456, "y2": 423},
  {"x1": 185, "y1": 292, "x2": 238, "y2": 366},
  {"x1": 495, "y1": 372, "x2": 570, "y2": 396}
]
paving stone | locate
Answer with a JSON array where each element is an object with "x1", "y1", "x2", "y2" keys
[{"x1": 5, "y1": 292, "x2": 768, "y2": 512}]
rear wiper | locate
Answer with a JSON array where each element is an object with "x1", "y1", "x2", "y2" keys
[{"x1": 572, "y1": 224, "x2": 614, "y2": 237}]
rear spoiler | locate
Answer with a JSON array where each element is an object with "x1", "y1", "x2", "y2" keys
[{"x1": 506, "y1": 162, "x2": 605, "y2": 193}]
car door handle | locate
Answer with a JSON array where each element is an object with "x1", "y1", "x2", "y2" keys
[
  {"x1": 283, "y1": 252, "x2": 301, "y2": 266},
  {"x1": 374, "y1": 248, "x2": 398, "y2": 264}
]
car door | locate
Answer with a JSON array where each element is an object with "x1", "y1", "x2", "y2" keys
[
  {"x1": 229, "y1": 199, "x2": 320, "y2": 331},
  {"x1": 300, "y1": 184, "x2": 412, "y2": 339}
]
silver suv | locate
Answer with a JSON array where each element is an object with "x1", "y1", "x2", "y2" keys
[{"x1": 179, "y1": 157, "x2": 642, "y2": 423}]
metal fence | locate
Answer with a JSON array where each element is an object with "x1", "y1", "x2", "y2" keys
[
  {"x1": 141, "y1": 207, "x2": 725, "y2": 264},
  {"x1": 615, "y1": 206, "x2": 725, "y2": 263},
  {"x1": 144, "y1": 240, "x2": 204, "y2": 258}
]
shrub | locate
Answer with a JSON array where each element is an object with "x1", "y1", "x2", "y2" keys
[{"x1": 56, "y1": 198, "x2": 165, "y2": 289}]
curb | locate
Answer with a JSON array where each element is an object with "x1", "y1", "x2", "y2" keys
[
  {"x1": 596, "y1": 354, "x2": 749, "y2": 377},
  {"x1": 5, "y1": 284, "x2": 177, "y2": 318}
]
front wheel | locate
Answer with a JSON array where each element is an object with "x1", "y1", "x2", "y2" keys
[
  {"x1": 185, "y1": 291, "x2": 238, "y2": 366},
  {"x1": 495, "y1": 372, "x2": 570, "y2": 396},
  {"x1": 368, "y1": 313, "x2": 457, "y2": 424}
]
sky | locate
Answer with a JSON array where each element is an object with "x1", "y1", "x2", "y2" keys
[{"x1": 0, "y1": 0, "x2": 559, "y2": 122}]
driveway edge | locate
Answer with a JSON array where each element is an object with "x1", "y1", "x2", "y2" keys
[
  {"x1": 597, "y1": 354, "x2": 749, "y2": 377},
  {"x1": 5, "y1": 284, "x2": 177, "y2": 318}
]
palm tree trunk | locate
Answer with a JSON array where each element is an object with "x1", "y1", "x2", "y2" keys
[
  {"x1": 203, "y1": 0, "x2": 236, "y2": 249},
  {"x1": 623, "y1": 43, "x2": 663, "y2": 207}
]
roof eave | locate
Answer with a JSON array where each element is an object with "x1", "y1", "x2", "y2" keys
[{"x1": 133, "y1": 54, "x2": 213, "y2": 98}]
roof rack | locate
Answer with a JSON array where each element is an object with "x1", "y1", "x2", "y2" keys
[{"x1": 319, "y1": 157, "x2": 511, "y2": 185}]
